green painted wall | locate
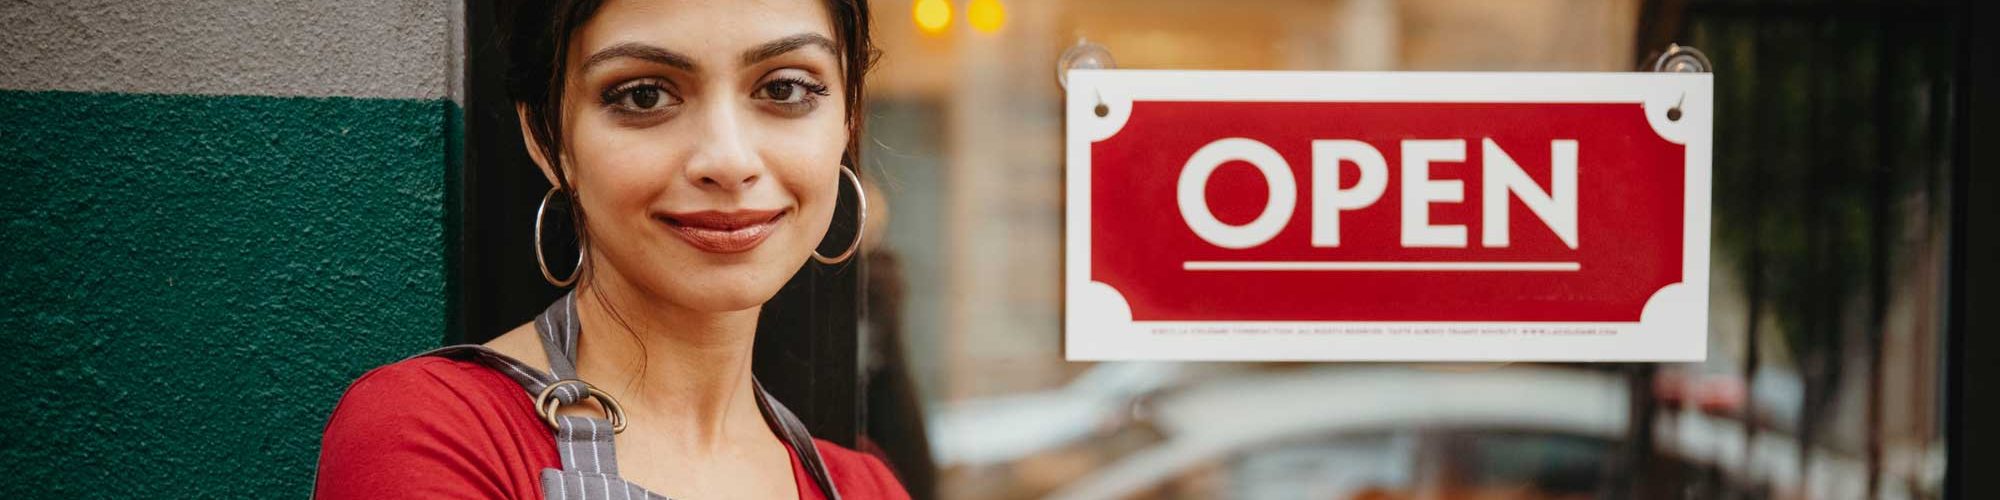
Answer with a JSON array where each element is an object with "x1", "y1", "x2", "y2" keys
[{"x1": 0, "y1": 90, "x2": 455, "y2": 497}]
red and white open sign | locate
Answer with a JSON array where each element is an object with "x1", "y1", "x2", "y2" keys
[{"x1": 1065, "y1": 70, "x2": 1711, "y2": 361}]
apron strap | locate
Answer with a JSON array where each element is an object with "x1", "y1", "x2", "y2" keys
[
  {"x1": 756, "y1": 379, "x2": 843, "y2": 499},
  {"x1": 534, "y1": 293, "x2": 584, "y2": 381},
  {"x1": 415, "y1": 292, "x2": 844, "y2": 499},
  {"x1": 528, "y1": 294, "x2": 625, "y2": 477},
  {"x1": 405, "y1": 344, "x2": 624, "y2": 477}
]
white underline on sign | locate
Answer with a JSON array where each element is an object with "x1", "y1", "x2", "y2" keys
[{"x1": 1182, "y1": 261, "x2": 1583, "y2": 272}]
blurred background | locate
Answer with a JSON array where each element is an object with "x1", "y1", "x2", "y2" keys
[{"x1": 855, "y1": 0, "x2": 1961, "y2": 498}]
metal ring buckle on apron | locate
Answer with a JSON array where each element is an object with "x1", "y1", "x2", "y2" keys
[
  {"x1": 396, "y1": 292, "x2": 844, "y2": 499},
  {"x1": 535, "y1": 379, "x2": 628, "y2": 434}
]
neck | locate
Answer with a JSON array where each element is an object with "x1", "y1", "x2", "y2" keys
[{"x1": 569, "y1": 275, "x2": 767, "y2": 454}]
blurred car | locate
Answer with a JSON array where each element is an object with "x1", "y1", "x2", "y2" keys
[
  {"x1": 933, "y1": 365, "x2": 1893, "y2": 500},
  {"x1": 1046, "y1": 366, "x2": 1632, "y2": 499},
  {"x1": 929, "y1": 362, "x2": 1199, "y2": 467}
]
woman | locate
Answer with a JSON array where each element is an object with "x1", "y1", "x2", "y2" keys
[{"x1": 314, "y1": 0, "x2": 908, "y2": 498}]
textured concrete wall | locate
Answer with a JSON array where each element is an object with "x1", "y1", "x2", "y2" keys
[
  {"x1": 0, "y1": 0, "x2": 455, "y2": 100},
  {"x1": 0, "y1": 0, "x2": 459, "y2": 496}
]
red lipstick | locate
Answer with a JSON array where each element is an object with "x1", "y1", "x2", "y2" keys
[{"x1": 657, "y1": 209, "x2": 787, "y2": 254}]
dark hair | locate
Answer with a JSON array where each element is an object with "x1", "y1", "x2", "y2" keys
[{"x1": 503, "y1": 0, "x2": 879, "y2": 235}]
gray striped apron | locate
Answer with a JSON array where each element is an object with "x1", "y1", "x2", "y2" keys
[{"x1": 413, "y1": 293, "x2": 843, "y2": 499}]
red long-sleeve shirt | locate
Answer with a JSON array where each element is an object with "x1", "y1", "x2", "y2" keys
[{"x1": 315, "y1": 356, "x2": 910, "y2": 499}]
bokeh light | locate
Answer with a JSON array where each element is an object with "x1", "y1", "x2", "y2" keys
[
  {"x1": 914, "y1": 0, "x2": 951, "y2": 35},
  {"x1": 968, "y1": 0, "x2": 1006, "y2": 33}
]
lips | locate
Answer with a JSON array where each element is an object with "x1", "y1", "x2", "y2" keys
[{"x1": 657, "y1": 208, "x2": 787, "y2": 254}]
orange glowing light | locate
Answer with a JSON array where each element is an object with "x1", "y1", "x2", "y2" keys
[
  {"x1": 968, "y1": 0, "x2": 1006, "y2": 33},
  {"x1": 914, "y1": 0, "x2": 951, "y2": 35}
]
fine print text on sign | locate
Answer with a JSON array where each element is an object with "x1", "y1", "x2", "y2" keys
[{"x1": 1065, "y1": 70, "x2": 1711, "y2": 361}]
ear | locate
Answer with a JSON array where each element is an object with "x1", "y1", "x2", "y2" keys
[{"x1": 516, "y1": 103, "x2": 563, "y2": 188}]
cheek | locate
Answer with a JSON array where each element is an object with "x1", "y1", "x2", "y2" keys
[
  {"x1": 766, "y1": 121, "x2": 849, "y2": 226},
  {"x1": 773, "y1": 159, "x2": 841, "y2": 253},
  {"x1": 569, "y1": 126, "x2": 677, "y2": 212}
]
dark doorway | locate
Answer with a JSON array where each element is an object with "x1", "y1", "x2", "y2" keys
[{"x1": 1636, "y1": 0, "x2": 1987, "y2": 497}]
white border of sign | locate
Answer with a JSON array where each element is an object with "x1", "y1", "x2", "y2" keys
[{"x1": 1065, "y1": 70, "x2": 1712, "y2": 362}]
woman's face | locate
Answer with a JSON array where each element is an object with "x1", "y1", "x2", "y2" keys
[{"x1": 546, "y1": 0, "x2": 847, "y2": 312}]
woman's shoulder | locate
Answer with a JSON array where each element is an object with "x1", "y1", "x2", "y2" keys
[
  {"x1": 320, "y1": 354, "x2": 547, "y2": 447},
  {"x1": 328, "y1": 355, "x2": 532, "y2": 420},
  {"x1": 316, "y1": 354, "x2": 556, "y2": 499},
  {"x1": 811, "y1": 438, "x2": 914, "y2": 499},
  {"x1": 318, "y1": 354, "x2": 556, "y2": 498}
]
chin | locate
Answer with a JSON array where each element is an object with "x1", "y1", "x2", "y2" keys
[{"x1": 652, "y1": 258, "x2": 799, "y2": 313}]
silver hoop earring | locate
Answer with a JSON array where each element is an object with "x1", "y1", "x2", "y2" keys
[
  {"x1": 812, "y1": 166, "x2": 866, "y2": 265},
  {"x1": 535, "y1": 186, "x2": 584, "y2": 287}
]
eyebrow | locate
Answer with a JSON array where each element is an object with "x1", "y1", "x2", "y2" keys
[
  {"x1": 578, "y1": 33, "x2": 838, "y2": 75},
  {"x1": 740, "y1": 33, "x2": 838, "y2": 67},
  {"x1": 581, "y1": 43, "x2": 695, "y2": 73}
]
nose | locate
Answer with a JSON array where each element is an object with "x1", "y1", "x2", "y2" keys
[{"x1": 682, "y1": 103, "x2": 762, "y2": 192}]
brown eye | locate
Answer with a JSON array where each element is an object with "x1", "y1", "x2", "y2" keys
[
  {"x1": 756, "y1": 74, "x2": 829, "y2": 109},
  {"x1": 761, "y1": 81, "x2": 800, "y2": 103},
  {"x1": 629, "y1": 86, "x2": 661, "y2": 108},
  {"x1": 601, "y1": 79, "x2": 679, "y2": 115}
]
